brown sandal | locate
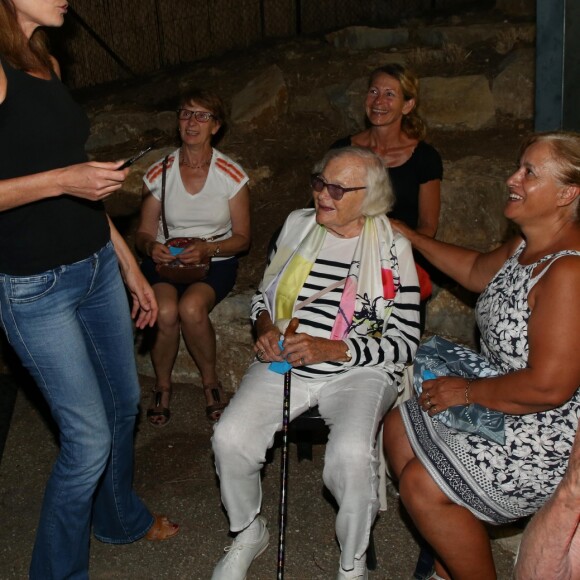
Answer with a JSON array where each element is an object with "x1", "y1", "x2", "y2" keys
[
  {"x1": 147, "y1": 386, "x2": 171, "y2": 427},
  {"x1": 204, "y1": 381, "x2": 229, "y2": 422},
  {"x1": 144, "y1": 514, "x2": 179, "y2": 541}
]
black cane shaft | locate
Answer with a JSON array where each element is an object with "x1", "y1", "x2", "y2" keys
[{"x1": 277, "y1": 370, "x2": 292, "y2": 580}]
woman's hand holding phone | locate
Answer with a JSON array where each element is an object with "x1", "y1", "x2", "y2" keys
[{"x1": 149, "y1": 241, "x2": 174, "y2": 264}]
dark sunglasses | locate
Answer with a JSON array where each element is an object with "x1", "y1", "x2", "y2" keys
[{"x1": 310, "y1": 174, "x2": 367, "y2": 201}]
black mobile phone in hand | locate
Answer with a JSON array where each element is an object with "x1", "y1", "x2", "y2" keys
[{"x1": 117, "y1": 144, "x2": 155, "y2": 170}]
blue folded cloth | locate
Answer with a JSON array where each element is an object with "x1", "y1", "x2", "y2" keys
[
  {"x1": 415, "y1": 336, "x2": 505, "y2": 445},
  {"x1": 269, "y1": 339, "x2": 292, "y2": 374}
]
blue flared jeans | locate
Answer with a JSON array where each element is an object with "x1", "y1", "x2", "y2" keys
[{"x1": 0, "y1": 242, "x2": 153, "y2": 580}]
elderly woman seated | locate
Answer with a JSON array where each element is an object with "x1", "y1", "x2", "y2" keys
[
  {"x1": 211, "y1": 147, "x2": 421, "y2": 580},
  {"x1": 384, "y1": 131, "x2": 580, "y2": 580}
]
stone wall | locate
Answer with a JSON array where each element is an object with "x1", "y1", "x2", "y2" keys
[{"x1": 110, "y1": 17, "x2": 530, "y2": 383}]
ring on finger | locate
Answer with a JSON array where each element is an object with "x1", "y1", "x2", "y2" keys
[
  {"x1": 256, "y1": 350, "x2": 266, "y2": 362},
  {"x1": 430, "y1": 404, "x2": 438, "y2": 414},
  {"x1": 300, "y1": 356, "x2": 305, "y2": 366}
]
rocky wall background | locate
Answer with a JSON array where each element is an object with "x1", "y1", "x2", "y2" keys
[{"x1": 1, "y1": 1, "x2": 537, "y2": 391}]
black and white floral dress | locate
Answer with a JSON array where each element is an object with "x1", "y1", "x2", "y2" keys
[{"x1": 400, "y1": 244, "x2": 580, "y2": 524}]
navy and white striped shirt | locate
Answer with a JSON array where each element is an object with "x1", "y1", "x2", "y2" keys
[{"x1": 252, "y1": 230, "x2": 420, "y2": 385}]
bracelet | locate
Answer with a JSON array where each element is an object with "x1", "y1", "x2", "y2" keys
[
  {"x1": 213, "y1": 243, "x2": 221, "y2": 257},
  {"x1": 465, "y1": 378, "x2": 476, "y2": 405}
]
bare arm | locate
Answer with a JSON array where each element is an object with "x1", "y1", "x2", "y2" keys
[
  {"x1": 134, "y1": 185, "x2": 173, "y2": 264},
  {"x1": 108, "y1": 216, "x2": 158, "y2": 329},
  {"x1": 420, "y1": 257, "x2": 580, "y2": 415},
  {"x1": 204, "y1": 184, "x2": 251, "y2": 257},
  {"x1": 0, "y1": 161, "x2": 131, "y2": 212},
  {"x1": 415, "y1": 179, "x2": 440, "y2": 238},
  {"x1": 391, "y1": 219, "x2": 522, "y2": 293},
  {"x1": 473, "y1": 256, "x2": 580, "y2": 413},
  {"x1": 515, "y1": 430, "x2": 580, "y2": 580},
  {"x1": 0, "y1": 59, "x2": 131, "y2": 212}
]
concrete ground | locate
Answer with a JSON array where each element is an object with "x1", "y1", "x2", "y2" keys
[{"x1": 0, "y1": 376, "x2": 518, "y2": 579}]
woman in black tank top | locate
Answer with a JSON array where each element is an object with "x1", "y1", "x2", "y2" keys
[{"x1": 0, "y1": 2, "x2": 178, "y2": 577}]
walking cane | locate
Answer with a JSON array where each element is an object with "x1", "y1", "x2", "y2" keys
[
  {"x1": 277, "y1": 369, "x2": 291, "y2": 580},
  {"x1": 270, "y1": 317, "x2": 298, "y2": 580}
]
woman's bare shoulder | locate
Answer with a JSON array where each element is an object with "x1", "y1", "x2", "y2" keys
[
  {"x1": 49, "y1": 55, "x2": 61, "y2": 79},
  {"x1": 532, "y1": 249, "x2": 580, "y2": 299},
  {"x1": 350, "y1": 130, "x2": 371, "y2": 147},
  {"x1": 0, "y1": 62, "x2": 6, "y2": 105}
]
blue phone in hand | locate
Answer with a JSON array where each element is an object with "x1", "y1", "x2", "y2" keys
[{"x1": 169, "y1": 246, "x2": 184, "y2": 256}]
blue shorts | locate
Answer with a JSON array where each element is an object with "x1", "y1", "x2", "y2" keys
[{"x1": 140, "y1": 255, "x2": 238, "y2": 304}]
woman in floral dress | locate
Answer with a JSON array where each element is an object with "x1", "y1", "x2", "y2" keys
[{"x1": 384, "y1": 131, "x2": 580, "y2": 580}]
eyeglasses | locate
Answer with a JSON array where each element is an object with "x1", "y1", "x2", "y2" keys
[
  {"x1": 310, "y1": 174, "x2": 367, "y2": 201},
  {"x1": 176, "y1": 109, "x2": 215, "y2": 123}
]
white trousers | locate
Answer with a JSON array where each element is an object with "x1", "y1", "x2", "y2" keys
[{"x1": 212, "y1": 362, "x2": 398, "y2": 569}]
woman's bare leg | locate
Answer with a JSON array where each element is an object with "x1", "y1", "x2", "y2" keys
[
  {"x1": 178, "y1": 282, "x2": 218, "y2": 387},
  {"x1": 383, "y1": 407, "x2": 416, "y2": 479},
  {"x1": 147, "y1": 283, "x2": 180, "y2": 424},
  {"x1": 150, "y1": 284, "x2": 181, "y2": 389},
  {"x1": 400, "y1": 454, "x2": 496, "y2": 579},
  {"x1": 384, "y1": 408, "x2": 496, "y2": 579}
]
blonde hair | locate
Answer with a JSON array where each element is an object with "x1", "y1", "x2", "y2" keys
[
  {"x1": 520, "y1": 131, "x2": 580, "y2": 221},
  {"x1": 368, "y1": 64, "x2": 426, "y2": 140},
  {"x1": 519, "y1": 131, "x2": 580, "y2": 187}
]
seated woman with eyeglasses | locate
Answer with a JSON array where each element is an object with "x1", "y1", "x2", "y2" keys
[
  {"x1": 135, "y1": 88, "x2": 251, "y2": 426},
  {"x1": 210, "y1": 147, "x2": 420, "y2": 580}
]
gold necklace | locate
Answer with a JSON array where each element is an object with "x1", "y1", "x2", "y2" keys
[{"x1": 180, "y1": 149, "x2": 212, "y2": 170}]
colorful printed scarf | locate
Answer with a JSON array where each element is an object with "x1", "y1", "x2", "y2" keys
[{"x1": 260, "y1": 210, "x2": 398, "y2": 340}]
